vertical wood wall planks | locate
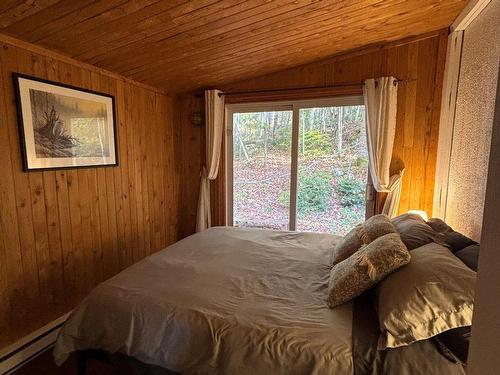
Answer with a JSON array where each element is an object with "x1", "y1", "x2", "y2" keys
[
  {"x1": 1, "y1": 43, "x2": 41, "y2": 336},
  {"x1": 0, "y1": 43, "x2": 26, "y2": 345},
  {"x1": 178, "y1": 32, "x2": 449, "y2": 233},
  {"x1": 0, "y1": 39, "x2": 180, "y2": 351}
]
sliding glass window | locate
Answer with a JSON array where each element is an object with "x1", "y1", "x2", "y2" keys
[{"x1": 226, "y1": 97, "x2": 369, "y2": 235}]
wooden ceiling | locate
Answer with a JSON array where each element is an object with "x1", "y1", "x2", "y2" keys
[{"x1": 0, "y1": 0, "x2": 467, "y2": 93}]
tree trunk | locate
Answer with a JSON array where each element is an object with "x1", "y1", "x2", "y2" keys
[
  {"x1": 321, "y1": 108, "x2": 326, "y2": 133},
  {"x1": 338, "y1": 106, "x2": 344, "y2": 153},
  {"x1": 263, "y1": 112, "x2": 269, "y2": 165},
  {"x1": 302, "y1": 114, "x2": 305, "y2": 156},
  {"x1": 272, "y1": 112, "x2": 277, "y2": 141},
  {"x1": 234, "y1": 118, "x2": 249, "y2": 161}
]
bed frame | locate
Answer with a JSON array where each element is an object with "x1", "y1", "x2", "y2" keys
[{"x1": 76, "y1": 349, "x2": 180, "y2": 375}]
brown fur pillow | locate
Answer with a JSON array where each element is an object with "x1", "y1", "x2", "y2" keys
[
  {"x1": 332, "y1": 214, "x2": 397, "y2": 264},
  {"x1": 327, "y1": 233, "x2": 411, "y2": 308}
]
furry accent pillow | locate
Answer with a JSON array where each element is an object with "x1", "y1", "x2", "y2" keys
[
  {"x1": 332, "y1": 214, "x2": 397, "y2": 264},
  {"x1": 327, "y1": 233, "x2": 411, "y2": 308}
]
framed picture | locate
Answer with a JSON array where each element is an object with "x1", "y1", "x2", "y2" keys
[{"x1": 13, "y1": 73, "x2": 118, "y2": 171}]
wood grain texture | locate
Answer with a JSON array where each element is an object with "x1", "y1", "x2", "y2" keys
[
  {"x1": 0, "y1": 39, "x2": 181, "y2": 351},
  {"x1": 179, "y1": 31, "x2": 448, "y2": 234},
  {"x1": 178, "y1": 95, "x2": 205, "y2": 238},
  {"x1": 223, "y1": 85, "x2": 363, "y2": 104},
  {"x1": 0, "y1": 0, "x2": 467, "y2": 93}
]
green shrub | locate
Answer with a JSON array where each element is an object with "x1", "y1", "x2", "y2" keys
[
  {"x1": 278, "y1": 189, "x2": 289, "y2": 208},
  {"x1": 280, "y1": 171, "x2": 333, "y2": 214},
  {"x1": 301, "y1": 130, "x2": 332, "y2": 157},
  {"x1": 271, "y1": 129, "x2": 292, "y2": 152},
  {"x1": 354, "y1": 156, "x2": 368, "y2": 168},
  {"x1": 337, "y1": 177, "x2": 365, "y2": 207},
  {"x1": 331, "y1": 206, "x2": 365, "y2": 235}
]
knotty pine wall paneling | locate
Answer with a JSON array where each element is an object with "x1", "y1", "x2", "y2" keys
[
  {"x1": 178, "y1": 95, "x2": 205, "y2": 238},
  {"x1": 179, "y1": 31, "x2": 448, "y2": 234},
  {"x1": 223, "y1": 31, "x2": 447, "y2": 219},
  {"x1": 0, "y1": 40, "x2": 181, "y2": 351}
]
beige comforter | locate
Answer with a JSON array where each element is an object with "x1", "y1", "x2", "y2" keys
[{"x1": 54, "y1": 227, "x2": 352, "y2": 374}]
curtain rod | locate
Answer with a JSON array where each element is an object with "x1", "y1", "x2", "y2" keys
[{"x1": 216, "y1": 78, "x2": 413, "y2": 97}]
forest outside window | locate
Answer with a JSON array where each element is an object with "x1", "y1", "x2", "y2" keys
[{"x1": 226, "y1": 96, "x2": 370, "y2": 235}]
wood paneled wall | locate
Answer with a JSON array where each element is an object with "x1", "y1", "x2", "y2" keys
[
  {"x1": 179, "y1": 31, "x2": 447, "y2": 234},
  {"x1": 0, "y1": 39, "x2": 181, "y2": 350},
  {"x1": 177, "y1": 95, "x2": 204, "y2": 238}
]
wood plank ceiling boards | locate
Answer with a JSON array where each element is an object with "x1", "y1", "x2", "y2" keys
[{"x1": 0, "y1": 0, "x2": 468, "y2": 93}]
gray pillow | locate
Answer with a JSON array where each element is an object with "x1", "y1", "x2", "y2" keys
[
  {"x1": 455, "y1": 244, "x2": 480, "y2": 271},
  {"x1": 392, "y1": 213, "x2": 444, "y2": 250},
  {"x1": 435, "y1": 326, "x2": 471, "y2": 365},
  {"x1": 328, "y1": 233, "x2": 410, "y2": 308},
  {"x1": 427, "y1": 218, "x2": 477, "y2": 252},
  {"x1": 375, "y1": 243, "x2": 476, "y2": 349},
  {"x1": 332, "y1": 214, "x2": 397, "y2": 264}
]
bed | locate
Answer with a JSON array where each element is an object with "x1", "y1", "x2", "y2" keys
[{"x1": 53, "y1": 227, "x2": 466, "y2": 374}]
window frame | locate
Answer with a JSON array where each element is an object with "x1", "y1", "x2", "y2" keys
[{"x1": 225, "y1": 95, "x2": 366, "y2": 230}]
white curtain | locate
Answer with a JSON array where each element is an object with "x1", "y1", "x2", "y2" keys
[
  {"x1": 363, "y1": 77, "x2": 404, "y2": 218},
  {"x1": 196, "y1": 89, "x2": 224, "y2": 232}
]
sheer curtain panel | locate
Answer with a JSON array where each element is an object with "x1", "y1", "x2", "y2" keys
[
  {"x1": 363, "y1": 77, "x2": 403, "y2": 217},
  {"x1": 196, "y1": 89, "x2": 224, "y2": 231}
]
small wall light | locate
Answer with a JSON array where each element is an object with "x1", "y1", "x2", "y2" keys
[
  {"x1": 408, "y1": 210, "x2": 429, "y2": 222},
  {"x1": 191, "y1": 111, "x2": 203, "y2": 126}
]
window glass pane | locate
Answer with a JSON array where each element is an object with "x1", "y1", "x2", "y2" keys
[
  {"x1": 232, "y1": 111, "x2": 293, "y2": 230},
  {"x1": 296, "y1": 105, "x2": 367, "y2": 235}
]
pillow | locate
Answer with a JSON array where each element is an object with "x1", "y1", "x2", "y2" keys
[
  {"x1": 427, "y1": 218, "x2": 477, "y2": 252},
  {"x1": 434, "y1": 326, "x2": 472, "y2": 365},
  {"x1": 392, "y1": 213, "x2": 444, "y2": 250},
  {"x1": 327, "y1": 233, "x2": 410, "y2": 308},
  {"x1": 455, "y1": 244, "x2": 480, "y2": 271},
  {"x1": 426, "y1": 217, "x2": 453, "y2": 233},
  {"x1": 374, "y1": 242, "x2": 476, "y2": 349},
  {"x1": 332, "y1": 214, "x2": 397, "y2": 264},
  {"x1": 433, "y1": 243, "x2": 478, "y2": 365}
]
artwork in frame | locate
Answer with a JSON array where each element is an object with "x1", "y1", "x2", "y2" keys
[{"x1": 13, "y1": 73, "x2": 118, "y2": 171}]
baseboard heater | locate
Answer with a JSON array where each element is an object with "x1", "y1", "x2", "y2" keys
[{"x1": 0, "y1": 312, "x2": 71, "y2": 375}]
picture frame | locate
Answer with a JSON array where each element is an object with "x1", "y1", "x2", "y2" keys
[{"x1": 13, "y1": 73, "x2": 118, "y2": 171}]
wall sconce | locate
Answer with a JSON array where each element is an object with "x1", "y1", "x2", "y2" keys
[
  {"x1": 191, "y1": 111, "x2": 203, "y2": 126},
  {"x1": 408, "y1": 210, "x2": 429, "y2": 221}
]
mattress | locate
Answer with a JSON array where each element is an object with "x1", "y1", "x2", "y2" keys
[{"x1": 53, "y1": 227, "x2": 465, "y2": 375}]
